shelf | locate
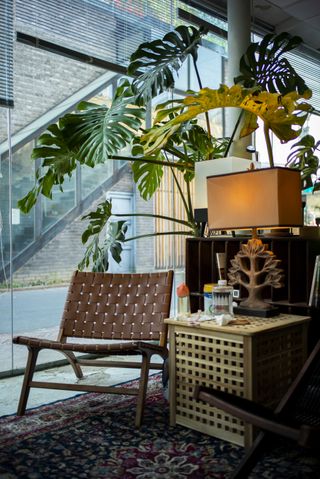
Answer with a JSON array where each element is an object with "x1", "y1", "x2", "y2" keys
[
  {"x1": 185, "y1": 236, "x2": 320, "y2": 315},
  {"x1": 269, "y1": 300, "x2": 310, "y2": 308}
]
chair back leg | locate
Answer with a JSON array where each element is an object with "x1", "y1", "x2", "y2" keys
[
  {"x1": 135, "y1": 353, "x2": 152, "y2": 428},
  {"x1": 17, "y1": 347, "x2": 39, "y2": 416},
  {"x1": 229, "y1": 432, "x2": 268, "y2": 478}
]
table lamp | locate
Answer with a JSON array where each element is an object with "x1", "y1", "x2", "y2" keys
[
  {"x1": 194, "y1": 156, "x2": 255, "y2": 223},
  {"x1": 207, "y1": 167, "x2": 303, "y2": 317}
]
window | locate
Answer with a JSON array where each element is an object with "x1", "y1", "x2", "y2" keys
[{"x1": 0, "y1": 0, "x2": 14, "y2": 107}]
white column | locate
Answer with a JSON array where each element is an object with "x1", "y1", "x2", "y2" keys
[{"x1": 226, "y1": 0, "x2": 252, "y2": 158}]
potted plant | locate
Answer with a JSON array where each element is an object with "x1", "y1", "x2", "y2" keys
[{"x1": 18, "y1": 27, "x2": 318, "y2": 271}]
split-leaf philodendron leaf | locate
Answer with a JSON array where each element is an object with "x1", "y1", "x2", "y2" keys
[
  {"x1": 141, "y1": 85, "x2": 312, "y2": 155},
  {"x1": 128, "y1": 25, "x2": 207, "y2": 105}
]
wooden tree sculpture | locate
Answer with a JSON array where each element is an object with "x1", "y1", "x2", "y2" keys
[{"x1": 228, "y1": 233, "x2": 284, "y2": 311}]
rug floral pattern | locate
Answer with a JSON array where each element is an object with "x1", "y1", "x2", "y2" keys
[{"x1": 0, "y1": 375, "x2": 319, "y2": 478}]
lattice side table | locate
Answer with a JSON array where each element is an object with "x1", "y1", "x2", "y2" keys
[{"x1": 165, "y1": 314, "x2": 310, "y2": 447}]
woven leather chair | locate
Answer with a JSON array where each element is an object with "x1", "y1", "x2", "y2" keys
[
  {"x1": 194, "y1": 338, "x2": 320, "y2": 478},
  {"x1": 13, "y1": 270, "x2": 173, "y2": 427}
]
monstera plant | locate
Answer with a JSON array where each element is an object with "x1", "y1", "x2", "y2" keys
[
  {"x1": 142, "y1": 33, "x2": 314, "y2": 166},
  {"x1": 18, "y1": 27, "x2": 317, "y2": 271}
]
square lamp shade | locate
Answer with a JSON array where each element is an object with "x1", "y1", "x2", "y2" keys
[
  {"x1": 194, "y1": 156, "x2": 255, "y2": 222},
  {"x1": 207, "y1": 167, "x2": 303, "y2": 231}
]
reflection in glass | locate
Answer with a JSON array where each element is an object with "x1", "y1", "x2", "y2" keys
[
  {"x1": 2, "y1": 5, "x2": 230, "y2": 376},
  {"x1": 12, "y1": 142, "x2": 36, "y2": 257},
  {"x1": 174, "y1": 57, "x2": 189, "y2": 91},
  {"x1": 81, "y1": 162, "x2": 114, "y2": 198},
  {"x1": 190, "y1": 45, "x2": 223, "y2": 91},
  {"x1": 42, "y1": 176, "x2": 76, "y2": 231},
  {"x1": 0, "y1": 142, "x2": 35, "y2": 267}
]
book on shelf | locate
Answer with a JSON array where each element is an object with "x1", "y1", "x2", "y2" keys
[
  {"x1": 309, "y1": 255, "x2": 320, "y2": 307},
  {"x1": 216, "y1": 252, "x2": 226, "y2": 280}
]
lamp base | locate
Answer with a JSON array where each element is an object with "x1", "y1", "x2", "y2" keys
[
  {"x1": 228, "y1": 236, "x2": 284, "y2": 318},
  {"x1": 233, "y1": 305, "x2": 280, "y2": 318}
]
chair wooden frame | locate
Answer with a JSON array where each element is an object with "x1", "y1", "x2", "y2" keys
[
  {"x1": 13, "y1": 270, "x2": 173, "y2": 427},
  {"x1": 194, "y1": 338, "x2": 320, "y2": 478}
]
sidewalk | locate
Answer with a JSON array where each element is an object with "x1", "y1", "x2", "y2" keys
[
  {"x1": 1, "y1": 326, "x2": 60, "y2": 372},
  {"x1": 0, "y1": 362, "x2": 146, "y2": 416}
]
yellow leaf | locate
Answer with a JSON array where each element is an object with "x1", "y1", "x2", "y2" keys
[
  {"x1": 239, "y1": 111, "x2": 259, "y2": 138},
  {"x1": 141, "y1": 85, "x2": 312, "y2": 155}
]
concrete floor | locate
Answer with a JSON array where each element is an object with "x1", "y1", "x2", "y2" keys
[{"x1": 0, "y1": 357, "x2": 161, "y2": 417}]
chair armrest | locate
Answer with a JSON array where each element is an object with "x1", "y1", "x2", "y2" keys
[
  {"x1": 194, "y1": 385, "x2": 300, "y2": 443},
  {"x1": 138, "y1": 341, "x2": 168, "y2": 359}
]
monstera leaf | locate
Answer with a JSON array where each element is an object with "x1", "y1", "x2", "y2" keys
[
  {"x1": 77, "y1": 236, "x2": 108, "y2": 272},
  {"x1": 131, "y1": 154, "x2": 165, "y2": 201},
  {"x1": 167, "y1": 122, "x2": 229, "y2": 182},
  {"x1": 78, "y1": 198, "x2": 197, "y2": 271},
  {"x1": 286, "y1": 134, "x2": 320, "y2": 189},
  {"x1": 79, "y1": 200, "x2": 128, "y2": 271},
  {"x1": 18, "y1": 81, "x2": 145, "y2": 214},
  {"x1": 81, "y1": 200, "x2": 113, "y2": 244},
  {"x1": 33, "y1": 124, "x2": 78, "y2": 174},
  {"x1": 79, "y1": 220, "x2": 128, "y2": 272},
  {"x1": 170, "y1": 122, "x2": 228, "y2": 160},
  {"x1": 128, "y1": 25, "x2": 207, "y2": 105},
  {"x1": 64, "y1": 82, "x2": 145, "y2": 166},
  {"x1": 106, "y1": 221, "x2": 128, "y2": 264},
  {"x1": 132, "y1": 120, "x2": 226, "y2": 199},
  {"x1": 240, "y1": 90, "x2": 311, "y2": 142},
  {"x1": 141, "y1": 85, "x2": 312, "y2": 158},
  {"x1": 18, "y1": 123, "x2": 79, "y2": 213},
  {"x1": 140, "y1": 85, "x2": 249, "y2": 153},
  {"x1": 236, "y1": 32, "x2": 311, "y2": 95}
]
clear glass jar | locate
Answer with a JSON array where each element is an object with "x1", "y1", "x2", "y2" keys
[{"x1": 211, "y1": 280, "x2": 233, "y2": 316}]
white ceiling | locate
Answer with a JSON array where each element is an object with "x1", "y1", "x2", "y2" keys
[
  {"x1": 252, "y1": 0, "x2": 320, "y2": 51},
  {"x1": 205, "y1": 0, "x2": 320, "y2": 52}
]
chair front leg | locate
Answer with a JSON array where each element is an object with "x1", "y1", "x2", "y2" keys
[
  {"x1": 17, "y1": 347, "x2": 39, "y2": 416},
  {"x1": 135, "y1": 352, "x2": 152, "y2": 428}
]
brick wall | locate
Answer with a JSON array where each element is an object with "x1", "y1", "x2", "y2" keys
[
  {"x1": 134, "y1": 185, "x2": 155, "y2": 272},
  {"x1": 0, "y1": 41, "x2": 105, "y2": 142}
]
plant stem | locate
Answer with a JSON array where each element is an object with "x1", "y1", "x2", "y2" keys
[
  {"x1": 186, "y1": 180, "x2": 194, "y2": 221},
  {"x1": 110, "y1": 154, "x2": 193, "y2": 172},
  {"x1": 170, "y1": 164, "x2": 199, "y2": 235},
  {"x1": 124, "y1": 230, "x2": 194, "y2": 242},
  {"x1": 113, "y1": 212, "x2": 192, "y2": 228},
  {"x1": 180, "y1": 143, "x2": 195, "y2": 223},
  {"x1": 175, "y1": 145, "x2": 194, "y2": 216},
  {"x1": 264, "y1": 123, "x2": 274, "y2": 167},
  {"x1": 192, "y1": 57, "x2": 212, "y2": 143},
  {"x1": 224, "y1": 110, "x2": 244, "y2": 157}
]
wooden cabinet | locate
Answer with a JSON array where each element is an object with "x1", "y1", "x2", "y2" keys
[{"x1": 185, "y1": 236, "x2": 320, "y2": 345}]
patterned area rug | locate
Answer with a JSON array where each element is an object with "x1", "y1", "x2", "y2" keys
[{"x1": 0, "y1": 374, "x2": 319, "y2": 478}]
